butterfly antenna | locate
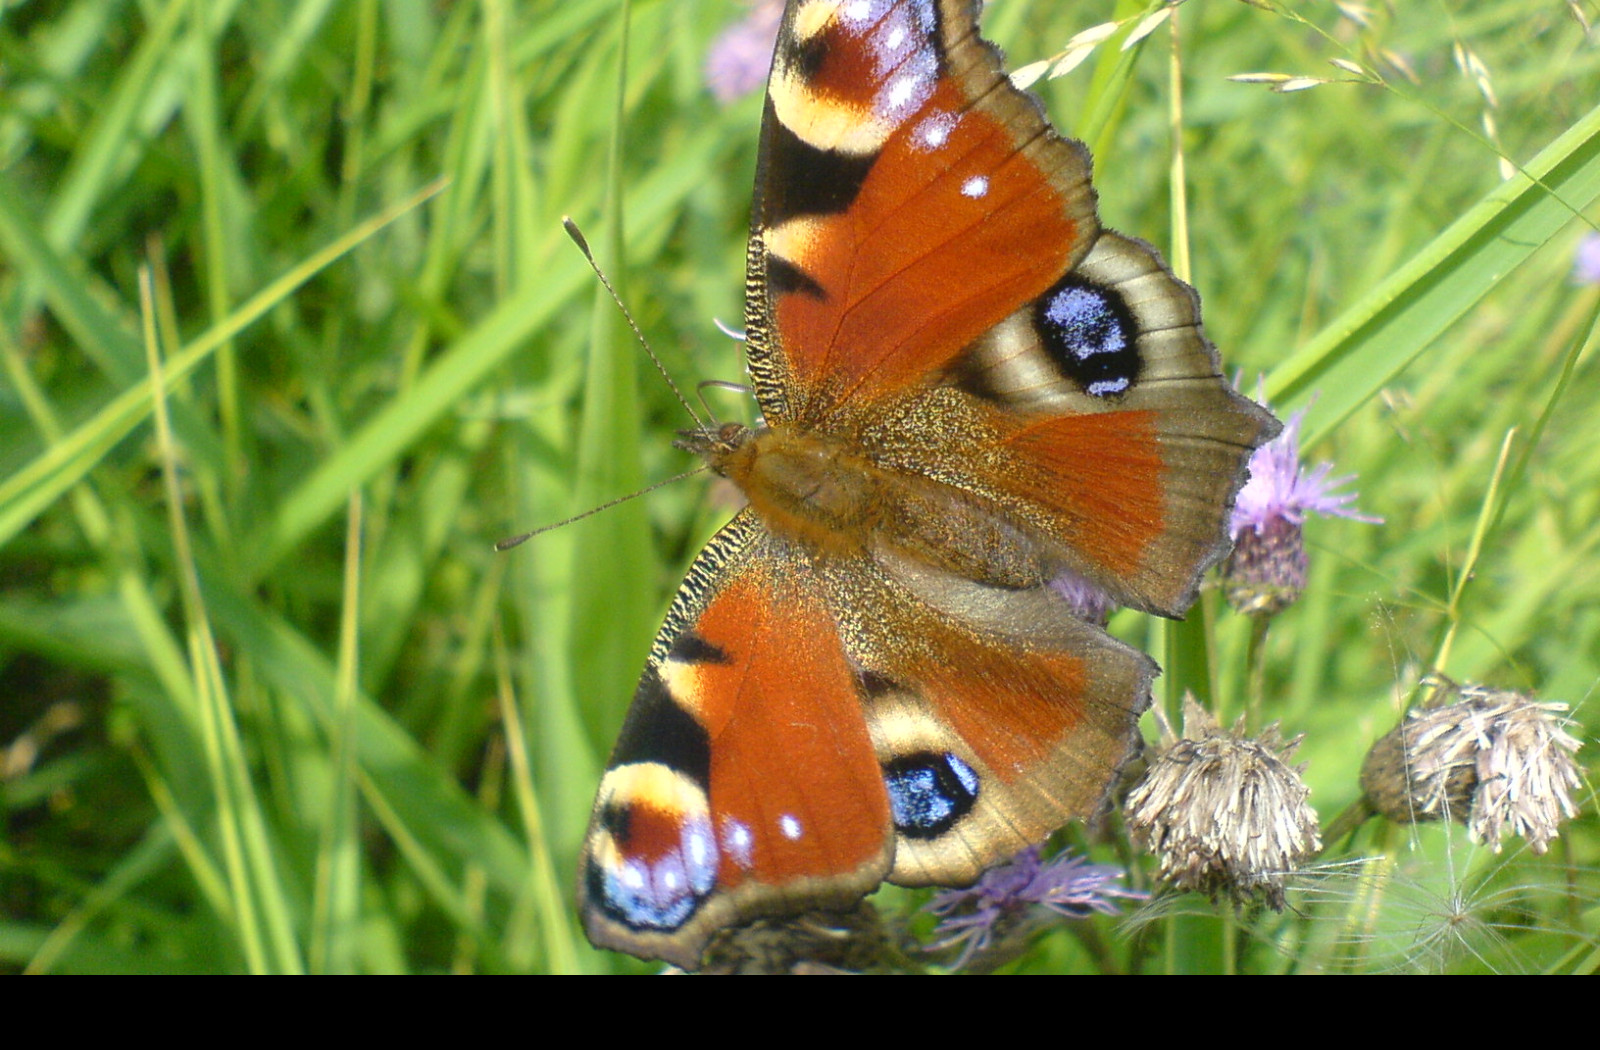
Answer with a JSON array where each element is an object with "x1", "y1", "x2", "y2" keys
[
  {"x1": 563, "y1": 217, "x2": 706, "y2": 431},
  {"x1": 494, "y1": 464, "x2": 710, "y2": 552}
]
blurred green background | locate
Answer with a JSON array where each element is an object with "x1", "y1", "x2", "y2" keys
[{"x1": 2, "y1": 0, "x2": 1597, "y2": 973}]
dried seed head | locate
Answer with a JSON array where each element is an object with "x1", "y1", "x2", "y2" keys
[
  {"x1": 1361, "y1": 680, "x2": 1584, "y2": 854},
  {"x1": 699, "y1": 902, "x2": 885, "y2": 974},
  {"x1": 1126, "y1": 698, "x2": 1322, "y2": 909}
]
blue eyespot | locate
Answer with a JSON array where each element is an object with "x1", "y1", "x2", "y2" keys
[
  {"x1": 591, "y1": 810, "x2": 717, "y2": 932},
  {"x1": 1035, "y1": 278, "x2": 1140, "y2": 397},
  {"x1": 884, "y1": 751, "x2": 980, "y2": 838}
]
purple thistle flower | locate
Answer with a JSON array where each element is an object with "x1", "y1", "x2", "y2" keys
[
  {"x1": 926, "y1": 846, "x2": 1143, "y2": 971},
  {"x1": 1231, "y1": 407, "x2": 1379, "y2": 536},
  {"x1": 1224, "y1": 405, "x2": 1380, "y2": 615},
  {"x1": 1573, "y1": 232, "x2": 1600, "y2": 285},
  {"x1": 1050, "y1": 568, "x2": 1117, "y2": 626},
  {"x1": 705, "y1": 0, "x2": 785, "y2": 104}
]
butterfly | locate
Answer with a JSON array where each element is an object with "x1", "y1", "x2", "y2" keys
[{"x1": 578, "y1": 0, "x2": 1278, "y2": 970}]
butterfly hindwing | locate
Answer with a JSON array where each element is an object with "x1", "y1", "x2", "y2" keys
[{"x1": 827, "y1": 551, "x2": 1156, "y2": 885}]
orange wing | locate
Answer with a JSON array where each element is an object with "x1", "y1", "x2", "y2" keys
[
  {"x1": 745, "y1": 0, "x2": 1098, "y2": 424},
  {"x1": 579, "y1": 515, "x2": 893, "y2": 969},
  {"x1": 741, "y1": 0, "x2": 1276, "y2": 614},
  {"x1": 579, "y1": 517, "x2": 1157, "y2": 969}
]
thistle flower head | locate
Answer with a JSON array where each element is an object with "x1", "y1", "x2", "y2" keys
[
  {"x1": 926, "y1": 846, "x2": 1143, "y2": 971},
  {"x1": 1050, "y1": 569, "x2": 1117, "y2": 626},
  {"x1": 1573, "y1": 231, "x2": 1600, "y2": 285},
  {"x1": 1360, "y1": 679, "x2": 1584, "y2": 855},
  {"x1": 705, "y1": 0, "x2": 785, "y2": 103},
  {"x1": 1125, "y1": 698, "x2": 1322, "y2": 909},
  {"x1": 1225, "y1": 405, "x2": 1381, "y2": 615},
  {"x1": 700, "y1": 903, "x2": 885, "y2": 974}
]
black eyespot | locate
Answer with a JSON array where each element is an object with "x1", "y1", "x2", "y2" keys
[
  {"x1": 587, "y1": 806, "x2": 716, "y2": 933},
  {"x1": 1033, "y1": 277, "x2": 1141, "y2": 398},
  {"x1": 883, "y1": 751, "x2": 980, "y2": 838}
]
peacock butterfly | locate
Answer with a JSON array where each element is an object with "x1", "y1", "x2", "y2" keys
[{"x1": 577, "y1": 0, "x2": 1278, "y2": 970}]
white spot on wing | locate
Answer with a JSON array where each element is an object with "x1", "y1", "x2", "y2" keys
[
  {"x1": 687, "y1": 825, "x2": 713, "y2": 870},
  {"x1": 914, "y1": 111, "x2": 955, "y2": 150},
  {"x1": 961, "y1": 175, "x2": 989, "y2": 199},
  {"x1": 887, "y1": 74, "x2": 917, "y2": 110},
  {"x1": 721, "y1": 817, "x2": 754, "y2": 868},
  {"x1": 780, "y1": 814, "x2": 803, "y2": 840},
  {"x1": 876, "y1": 50, "x2": 937, "y2": 123}
]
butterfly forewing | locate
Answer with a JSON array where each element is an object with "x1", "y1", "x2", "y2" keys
[
  {"x1": 579, "y1": 514, "x2": 894, "y2": 970},
  {"x1": 745, "y1": 0, "x2": 1099, "y2": 424}
]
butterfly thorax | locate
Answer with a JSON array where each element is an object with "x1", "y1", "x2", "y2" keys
[
  {"x1": 678, "y1": 422, "x2": 882, "y2": 557},
  {"x1": 678, "y1": 420, "x2": 1052, "y2": 587}
]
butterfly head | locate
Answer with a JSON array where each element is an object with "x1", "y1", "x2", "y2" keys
[{"x1": 674, "y1": 420, "x2": 752, "y2": 462}]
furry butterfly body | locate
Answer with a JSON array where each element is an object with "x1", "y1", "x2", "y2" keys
[{"x1": 579, "y1": 0, "x2": 1278, "y2": 970}]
